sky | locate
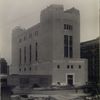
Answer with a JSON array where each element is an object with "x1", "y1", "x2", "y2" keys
[{"x1": 0, "y1": 0, "x2": 99, "y2": 64}]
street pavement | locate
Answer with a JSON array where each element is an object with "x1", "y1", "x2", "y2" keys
[{"x1": 12, "y1": 87, "x2": 88, "y2": 100}]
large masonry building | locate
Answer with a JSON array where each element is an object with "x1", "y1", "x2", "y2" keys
[{"x1": 11, "y1": 5, "x2": 88, "y2": 87}]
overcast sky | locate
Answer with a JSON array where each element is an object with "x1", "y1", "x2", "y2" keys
[{"x1": 0, "y1": 0, "x2": 99, "y2": 64}]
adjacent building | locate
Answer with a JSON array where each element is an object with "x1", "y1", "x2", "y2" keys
[
  {"x1": 10, "y1": 4, "x2": 88, "y2": 87},
  {"x1": 81, "y1": 37, "x2": 99, "y2": 84},
  {"x1": 0, "y1": 58, "x2": 11, "y2": 100},
  {"x1": 0, "y1": 58, "x2": 9, "y2": 89}
]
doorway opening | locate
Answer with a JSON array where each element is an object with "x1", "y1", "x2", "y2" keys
[{"x1": 67, "y1": 75, "x2": 73, "y2": 86}]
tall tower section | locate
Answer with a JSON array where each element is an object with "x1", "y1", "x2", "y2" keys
[
  {"x1": 39, "y1": 5, "x2": 80, "y2": 62},
  {"x1": 63, "y1": 7, "x2": 80, "y2": 58},
  {"x1": 39, "y1": 5, "x2": 64, "y2": 62}
]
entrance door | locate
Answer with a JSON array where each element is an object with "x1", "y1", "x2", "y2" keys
[{"x1": 67, "y1": 75, "x2": 73, "y2": 86}]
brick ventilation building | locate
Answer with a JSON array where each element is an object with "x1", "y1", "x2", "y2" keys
[{"x1": 10, "y1": 4, "x2": 88, "y2": 87}]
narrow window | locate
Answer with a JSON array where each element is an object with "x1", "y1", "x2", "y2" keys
[
  {"x1": 67, "y1": 24, "x2": 69, "y2": 30},
  {"x1": 66, "y1": 25, "x2": 73, "y2": 30},
  {"x1": 69, "y1": 36, "x2": 73, "y2": 58},
  {"x1": 24, "y1": 68, "x2": 26, "y2": 71},
  {"x1": 57, "y1": 65, "x2": 60, "y2": 69},
  {"x1": 69, "y1": 47, "x2": 73, "y2": 58},
  {"x1": 64, "y1": 35, "x2": 68, "y2": 46},
  {"x1": 29, "y1": 45, "x2": 32, "y2": 64},
  {"x1": 24, "y1": 46, "x2": 26, "y2": 63},
  {"x1": 64, "y1": 47, "x2": 68, "y2": 57},
  {"x1": 71, "y1": 65, "x2": 73, "y2": 69},
  {"x1": 19, "y1": 68, "x2": 21, "y2": 72},
  {"x1": 35, "y1": 42, "x2": 38, "y2": 61},
  {"x1": 67, "y1": 65, "x2": 69, "y2": 69},
  {"x1": 19, "y1": 48, "x2": 21, "y2": 65},
  {"x1": 69, "y1": 36, "x2": 72, "y2": 46},
  {"x1": 64, "y1": 24, "x2": 66, "y2": 30},
  {"x1": 64, "y1": 35, "x2": 68, "y2": 57},
  {"x1": 79, "y1": 65, "x2": 81, "y2": 69},
  {"x1": 29, "y1": 67, "x2": 31, "y2": 71}
]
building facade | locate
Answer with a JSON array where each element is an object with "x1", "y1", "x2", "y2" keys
[
  {"x1": 11, "y1": 5, "x2": 88, "y2": 87},
  {"x1": 0, "y1": 58, "x2": 9, "y2": 88},
  {"x1": 0, "y1": 58, "x2": 11, "y2": 100},
  {"x1": 81, "y1": 37, "x2": 99, "y2": 84}
]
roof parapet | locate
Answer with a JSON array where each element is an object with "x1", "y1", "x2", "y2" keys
[{"x1": 64, "y1": 7, "x2": 80, "y2": 14}]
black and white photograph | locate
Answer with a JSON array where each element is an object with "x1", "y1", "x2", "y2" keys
[{"x1": 0, "y1": 0, "x2": 99, "y2": 100}]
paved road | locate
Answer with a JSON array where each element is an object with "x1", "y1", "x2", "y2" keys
[{"x1": 12, "y1": 88, "x2": 87, "y2": 100}]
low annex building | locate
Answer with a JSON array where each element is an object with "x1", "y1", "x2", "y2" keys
[{"x1": 10, "y1": 4, "x2": 88, "y2": 87}]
